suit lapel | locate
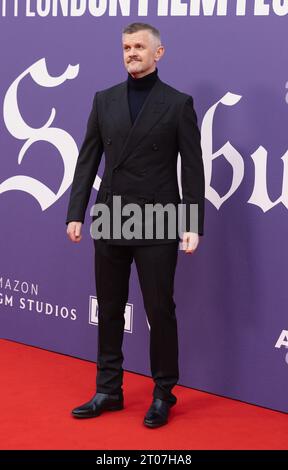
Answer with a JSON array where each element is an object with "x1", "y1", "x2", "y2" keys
[{"x1": 107, "y1": 78, "x2": 170, "y2": 169}]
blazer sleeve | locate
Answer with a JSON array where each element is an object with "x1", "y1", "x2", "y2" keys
[
  {"x1": 65, "y1": 92, "x2": 104, "y2": 225},
  {"x1": 177, "y1": 95, "x2": 205, "y2": 235}
]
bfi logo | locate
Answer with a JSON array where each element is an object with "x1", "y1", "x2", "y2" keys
[{"x1": 89, "y1": 296, "x2": 133, "y2": 334}]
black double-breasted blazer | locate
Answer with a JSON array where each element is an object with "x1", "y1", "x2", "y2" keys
[{"x1": 66, "y1": 76, "x2": 205, "y2": 244}]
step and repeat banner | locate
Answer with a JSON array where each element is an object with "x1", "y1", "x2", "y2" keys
[{"x1": 1, "y1": 0, "x2": 288, "y2": 413}]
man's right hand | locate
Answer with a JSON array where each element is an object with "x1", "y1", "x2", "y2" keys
[{"x1": 67, "y1": 221, "x2": 83, "y2": 243}]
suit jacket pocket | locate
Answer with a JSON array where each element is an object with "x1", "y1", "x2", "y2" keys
[
  {"x1": 155, "y1": 190, "x2": 181, "y2": 204},
  {"x1": 95, "y1": 186, "x2": 110, "y2": 204}
]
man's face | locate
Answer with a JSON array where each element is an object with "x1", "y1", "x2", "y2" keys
[{"x1": 122, "y1": 30, "x2": 164, "y2": 78}]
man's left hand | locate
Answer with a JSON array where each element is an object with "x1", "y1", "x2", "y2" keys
[{"x1": 180, "y1": 232, "x2": 200, "y2": 254}]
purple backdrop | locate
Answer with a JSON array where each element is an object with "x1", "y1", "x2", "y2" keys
[{"x1": 1, "y1": 2, "x2": 288, "y2": 413}]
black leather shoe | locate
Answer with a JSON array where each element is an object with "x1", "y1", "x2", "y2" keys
[
  {"x1": 143, "y1": 398, "x2": 175, "y2": 428},
  {"x1": 71, "y1": 392, "x2": 124, "y2": 419}
]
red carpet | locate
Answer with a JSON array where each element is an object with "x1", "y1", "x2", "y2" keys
[{"x1": 0, "y1": 339, "x2": 287, "y2": 450}]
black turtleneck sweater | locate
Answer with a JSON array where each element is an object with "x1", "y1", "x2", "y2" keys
[{"x1": 127, "y1": 67, "x2": 159, "y2": 124}]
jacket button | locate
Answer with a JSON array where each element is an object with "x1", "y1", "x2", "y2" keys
[
  {"x1": 105, "y1": 138, "x2": 112, "y2": 145},
  {"x1": 152, "y1": 143, "x2": 158, "y2": 151}
]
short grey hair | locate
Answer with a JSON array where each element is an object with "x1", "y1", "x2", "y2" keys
[{"x1": 122, "y1": 22, "x2": 161, "y2": 44}]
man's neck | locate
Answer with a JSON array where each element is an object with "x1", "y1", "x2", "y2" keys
[
  {"x1": 127, "y1": 67, "x2": 158, "y2": 90},
  {"x1": 129, "y1": 66, "x2": 157, "y2": 79}
]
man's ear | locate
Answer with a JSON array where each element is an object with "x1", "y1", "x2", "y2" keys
[{"x1": 155, "y1": 45, "x2": 165, "y2": 61}]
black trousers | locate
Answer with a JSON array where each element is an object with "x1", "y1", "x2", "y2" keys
[{"x1": 93, "y1": 239, "x2": 179, "y2": 405}]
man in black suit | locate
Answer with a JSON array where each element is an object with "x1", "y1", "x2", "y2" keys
[{"x1": 66, "y1": 22, "x2": 205, "y2": 428}]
